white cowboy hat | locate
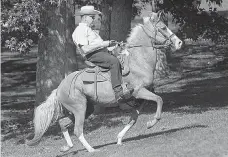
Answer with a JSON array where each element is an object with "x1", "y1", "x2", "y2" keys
[{"x1": 77, "y1": 6, "x2": 101, "y2": 16}]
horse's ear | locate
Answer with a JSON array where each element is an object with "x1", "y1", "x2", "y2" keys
[{"x1": 157, "y1": 10, "x2": 164, "y2": 21}]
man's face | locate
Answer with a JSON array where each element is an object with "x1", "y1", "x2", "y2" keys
[
  {"x1": 85, "y1": 14, "x2": 102, "y2": 30},
  {"x1": 86, "y1": 15, "x2": 95, "y2": 26},
  {"x1": 92, "y1": 15, "x2": 102, "y2": 30}
]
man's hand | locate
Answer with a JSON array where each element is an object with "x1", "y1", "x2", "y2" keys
[
  {"x1": 82, "y1": 40, "x2": 117, "y2": 55},
  {"x1": 102, "y1": 40, "x2": 117, "y2": 47},
  {"x1": 109, "y1": 40, "x2": 118, "y2": 47},
  {"x1": 102, "y1": 41, "x2": 109, "y2": 47}
]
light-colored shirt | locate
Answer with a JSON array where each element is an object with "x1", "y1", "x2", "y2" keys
[{"x1": 72, "y1": 23, "x2": 103, "y2": 46}]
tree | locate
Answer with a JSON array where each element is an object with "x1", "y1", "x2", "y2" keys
[
  {"x1": 1, "y1": 0, "x2": 40, "y2": 53},
  {"x1": 110, "y1": 0, "x2": 133, "y2": 41},
  {"x1": 2, "y1": 0, "x2": 227, "y2": 53},
  {"x1": 36, "y1": 0, "x2": 77, "y2": 105},
  {"x1": 158, "y1": 0, "x2": 228, "y2": 42},
  {"x1": 99, "y1": 0, "x2": 113, "y2": 40}
]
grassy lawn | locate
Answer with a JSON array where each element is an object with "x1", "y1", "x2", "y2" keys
[{"x1": 1, "y1": 44, "x2": 228, "y2": 157}]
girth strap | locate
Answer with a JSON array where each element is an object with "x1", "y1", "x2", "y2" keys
[{"x1": 94, "y1": 67, "x2": 98, "y2": 101}]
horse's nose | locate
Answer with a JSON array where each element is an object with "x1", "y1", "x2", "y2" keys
[{"x1": 178, "y1": 40, "x2": 182, "y2": 49}]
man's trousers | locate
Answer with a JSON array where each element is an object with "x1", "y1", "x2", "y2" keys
[{"x1": 86, "y1": 49, "x2": 122, "y2": 89}]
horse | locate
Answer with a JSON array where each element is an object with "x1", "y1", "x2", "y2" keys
[{"x1": 26, "y1": 11, "x2": 183, "y2": 153}]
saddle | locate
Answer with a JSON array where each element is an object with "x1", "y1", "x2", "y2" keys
[
  {"x1": 81, "y1": 61, "x2": 110, "y2": 83},
  {"x1": 76, "y1": 44, "x2": 131, "y2": 101},
  {"x1": 78, "y1": 44, "x2": 130, "y2": 82}
]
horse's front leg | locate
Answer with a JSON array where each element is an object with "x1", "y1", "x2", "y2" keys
[
  {"x1": 134, "y1": 87, "x2": 163, "y2": 129},
  {"x1": 117, "y1": 104, "x2": 144, "y2": 145}
]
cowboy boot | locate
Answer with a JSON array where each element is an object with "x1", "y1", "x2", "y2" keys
[{"x1": 114, "y1": 85, "x2": 134, "y2": 102}]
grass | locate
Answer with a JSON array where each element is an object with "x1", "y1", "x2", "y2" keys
[{"x1": 1, "y1": 44, "x2": 228, "y2": 157}]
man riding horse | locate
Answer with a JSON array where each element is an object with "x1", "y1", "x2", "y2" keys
[
  {"x1": 26, "y1": 5, "x2": 183, "y2": 153},
  {"x1": 72, "y1": 5, "x2": 133, "y2": 102}
]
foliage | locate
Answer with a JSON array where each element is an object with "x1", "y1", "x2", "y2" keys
[
  {"x1": 1, "y1": 0, "x2": 228, "y2": 53},
  {"x1": 158, "y1": 0, "x2": 228, "y2": 43},
  {"x1": 1, "y1": 0, "x2": 41, "y2": 53}
]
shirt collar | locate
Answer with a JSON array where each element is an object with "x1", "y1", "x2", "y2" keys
[{"x1": 79, "y1": 23, "x2": 89, "y2": 27}]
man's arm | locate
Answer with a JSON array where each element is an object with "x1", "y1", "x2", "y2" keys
[{"x1": 81, "y1": 40, "x2": 115, "y2": 54}]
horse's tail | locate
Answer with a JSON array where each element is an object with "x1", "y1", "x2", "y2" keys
[{"x1": 26, "y1": 89, "x2": 62, "y2": 146}]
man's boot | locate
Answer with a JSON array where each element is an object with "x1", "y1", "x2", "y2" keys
[{"x1": 114, "y1": 85, "x2": 134, "y2": 102}]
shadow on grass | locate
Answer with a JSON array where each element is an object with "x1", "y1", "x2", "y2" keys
[
  {"x1": 1, "y1": 52, "x2": 36, "y2": 110},
  {"x1": 74, "y1": 124, "x2": 208, "y2": 152},
  {"x1": 1, "y1": 100, "x2": 35, "y2": 110},
  {"x1": 56, "y1": 150, "x2": 79, "y2": 157},
  {"x1": 1, "y1": 122, "x2": 63, "y2": 143},
  {"x1": 160, "y1": 75, "x2": 228, "y2": 114},
  {"x1": 141, "y1": 45, "x2": 228, "y2": 115},
  {"x1": 1, "y1": 111, "x2": 126, "y2": 144},
  {"x1": 56, "y1": 124, "x2": 208, "y2": 157}
]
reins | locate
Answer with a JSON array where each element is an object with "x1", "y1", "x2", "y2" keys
[
  {"x1": 140, "y1": 19, "x2": 174, "y2": 49},
  {"x1": 121, "y1": 21, "x2": 174, "y2": 50}
]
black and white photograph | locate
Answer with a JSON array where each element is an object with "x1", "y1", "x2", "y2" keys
[{"x1": 1, "y1": 0, "x2": 228, "y2": 156}]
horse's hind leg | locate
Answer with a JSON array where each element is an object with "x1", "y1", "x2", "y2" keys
[
  {"x1": 135, "y1": 87, "x2": 163, "y2": 129},
  {"x1": 73, "y1": 104, "x2": 97, "y2": 153},
  {"x1": 58, "y1": 115, "x2": 74, "y2": 152},
  {"x1": 58, "y1": 101, "x2": 95, "y2": 152},
  {"x1": 61, "y1": 91, "x2": 98, "y2": 153},
  {"x1": 117, "y1": 104, "x2": 144, "y2": 145}
]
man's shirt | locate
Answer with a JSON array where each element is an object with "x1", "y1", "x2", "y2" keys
[{"x1": 72, "y1": 23, "x2": 103, "y2": 46}]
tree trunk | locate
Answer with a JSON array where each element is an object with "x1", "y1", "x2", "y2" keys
[
  {"x1": 36, "y1": 1, "x2": 76, "y2": 105},
  {"x1": 111, "y1": 0, "x2": 133, "y2": 41},
  {"x1": 100, "y1": 0, "x2": 133, "y2": 41},
  {"x1": 99, "y1": 0, "x2": 113, "y2": 40},
  {"x1": 65, "y1": 1, "x2": 78, "y2": 75}
]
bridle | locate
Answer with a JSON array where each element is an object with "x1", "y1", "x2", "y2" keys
[
  {"x1": 127, "y1": 16, "x2": 175, "y2": 49},
  {"x1": 140, "y1": 17, "x2": 175, "y2": 49}
]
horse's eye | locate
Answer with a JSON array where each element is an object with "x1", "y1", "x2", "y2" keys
[{"x1": 161, "y1": 26, "x2": 166, "y2": 30}]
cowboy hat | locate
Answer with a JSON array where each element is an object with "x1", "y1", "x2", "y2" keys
[{"x1": 77, "y1": 6, "x2": 101, "y2": 16}]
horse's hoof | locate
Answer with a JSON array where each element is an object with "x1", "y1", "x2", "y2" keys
[
  {"x1": 147, "y1": 119, "x2": 158, "y2": 129},
  {"x1": 60, "y1": 145, "x2": 73, "y2": 152},
  {"x1": 117, "y1": 138, "x2": 123, "y2": 145}
]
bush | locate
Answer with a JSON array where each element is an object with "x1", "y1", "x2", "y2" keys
[{"x1": 1, "y1": 0, "x2": 40, "y2": 53}]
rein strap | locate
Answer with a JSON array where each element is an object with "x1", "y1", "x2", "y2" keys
[{"x1": 126, "y1": 42, "x2": 170, "y2": 49}]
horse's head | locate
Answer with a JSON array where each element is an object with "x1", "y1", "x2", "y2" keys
[{"x1": 142, "y1": 11, "x2": 182, "y2": 51}]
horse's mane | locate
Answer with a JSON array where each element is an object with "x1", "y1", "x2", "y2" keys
[{"x1": 126, "y1": 24, "x2": 144, "y2": 44}]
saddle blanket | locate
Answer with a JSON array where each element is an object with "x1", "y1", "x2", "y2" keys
[{"x1": 81, "y1": 70, "x2": 110, "y2": 83}]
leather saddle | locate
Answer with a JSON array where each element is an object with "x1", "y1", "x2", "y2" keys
[
  {"x1": 77, "y1": 44, "x2": 130, "y2": 83},
  {"x1": 76, "y1": 44, "x2": 131, "y2": 101},
  {"x1": 82, "y1": 61, "x2": 110, "y2": 83}
]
